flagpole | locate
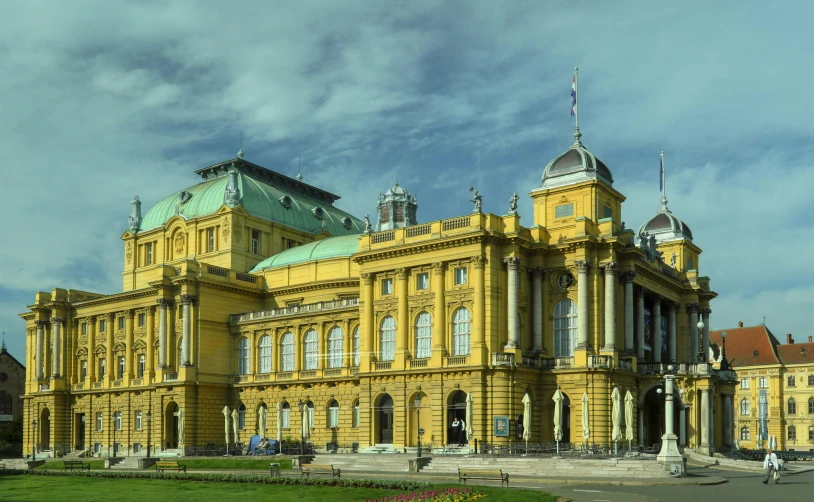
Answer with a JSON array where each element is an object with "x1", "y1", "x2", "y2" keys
[
  {"x1": 574, "y1": 67, "x2": 580, "y2": 142},
  {"x1": 660, "y1": 151, "x2": 667, "y2": 208}
]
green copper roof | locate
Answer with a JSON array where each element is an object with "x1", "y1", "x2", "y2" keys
[
  {"x1": 250, "y1": 234, "x2": 361, "y2": 272},
  {"x1": 140, "y1": 163, "x2": 365, "y2": 236}
]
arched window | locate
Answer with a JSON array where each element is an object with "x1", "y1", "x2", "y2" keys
[
  {"x1": 788, "y1": 425, "x2": 796, "y2": 440},
  {"x1": 352, "y1": 399, "x2": 360, "y2": 428},
  {"x1": 788, "y1": 398, "x2": 797, "y2": 415},
  {"x1": 740, "y1": 398, "x2": 750, "y2": 416},
  {"x1": 258, "y1": 335, "x2": 272, "y2": 373},
  {"x1": 553, "y1": 299, "x2": 578, "y2": 357},
  {"x1": 415, "y1": 311, "x2": 432, "y2": 359},
  {"x1": 238, "y1": 404, "x2": 246, "y2": 430},
  {"x1": 237, "y1": 337, "x2": 250, "y2": 375},
  {"x1": 740, "y1": 426, "x2": 750, "y2": 440},
  {"x1": 281, "y1": 332, "x2": 295, "y2": 372},
  {"x1": 328, "y1": 327, "x2": 344, "y2": 369},
  {"x1": 452, "y1": 308, "x2": 471, "y2": 356},
  {"x1": 352, "y1": 327, "x2": 360, "y2": 367},
  {"x1": 304, "y1": 329, "x2": 319, "y2": 370},
  {"x1": 809, "y1": 397, "x2": 814, "y2": 414},
  {"x1": 308, "y1": 401, "x2": 315, "y2": 428},
  {"x1": 281, "y1": 402, "x2": 290, "y2": 428},
  {"x1": 380, "y1": 316, "x2": 396, "y2": 361},
  {"x1": 328, "y1": 400, "x2": 339, "y2": 428}
]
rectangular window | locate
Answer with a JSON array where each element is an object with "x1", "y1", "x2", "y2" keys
[
  {"x1": 759, "y1": 377, "x2": 768, "y2": 388},
  {"x1": 145, "y1": 243, "x2": 153, "y2": 265},
  {"x1": 208, "y1": 228, "x2": 216, "y2": 252},
  {"x1": 328, "y1": 407, "x2": 339, "y2": 428},
  {"x1": 416, "y1": 273, "x2": 429, "y2": 291},
  {"x1": 454, "y1": 267, "x2": 467, "y2": 285},
  {"x1": 286, "y1": 238, "x2": 296, "y2": 250},
  {"x1": 251, "y1": 230, "x2": 260, "y2": 255},
  {"x1": 740, "y1": 378, "x2": 750, "y2": 389},
  {"x1": 114, "y1": 412, "x2": 122, "y2": 431},
  {"x1": 138, "y1": 354, "x2": 145, "y2": 377},
  {"x1": 135, "y1": 411, "x2": 142, "y2": 430},
  {"x1": 118, "y1": 356, "x2": 125, "y2": 379},
  {"x1": 100, "y1": 319, "x2": 107, "y2": 332},
  {"x1": 96, "y1": 413, "x2": 103, "y2": 431},
  {"x1": 788, "y1": 376, "x2": 796, "y2": 387},
  {"x1": 118, "y1": 317, "x2": 125, "y2": 331},
  {"x1": 94, "y1": 443, "x2": 101, "y2": 454},
  {"x1": 81, "y1": 360, "x2": 88, "y2": 381},
  {"x1": 381, "y1": 278, "x2": 393, "y2": 295},
  {"x1": 603, "y1": 205, "x2": 613, "y2": 219},
  {"x1": 81, "y1": 322, "x2": 88, "y2": 335},
  {"x1": 353, "y1": 405, "x2": 360, "y2": 428},
  {"x1": 555, "y1": 203, "x2": 574, "y2": 218},
  {"x1": 133, "y1": 443, "x2": 141, "y2": 453},
  {"x1": 138, "y1": 313, "x2": 146, "y2": 327},
  {"x1": 99, "y1": 359, "x2": 106, "y2": 379}
]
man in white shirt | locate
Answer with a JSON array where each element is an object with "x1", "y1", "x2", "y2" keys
[{"x1": 763, "y1": 448, "x2": 780, "y2": 484}]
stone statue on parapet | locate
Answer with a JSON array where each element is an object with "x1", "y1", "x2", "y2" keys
[
  {"x1": 364, "y1": 214, "x2": 373, "y2": 234},
  {"x1": 469, "y1": 187, "x2": 483, "y2": 213},
  {"x1": 670, "y1": 252, "x2": 677, "y2": 268},
  {"x1": 509, "y1": 192, "x2": 519, "y2": 215}
]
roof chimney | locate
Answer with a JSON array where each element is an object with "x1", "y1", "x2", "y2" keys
[
  {"x1": 738, "y1": 321, "x2": 743, "y2": 328},
  {"x1": 809, "y1": 336, "x2": 812, "y2": 343},
  {"x1": 786, "y1": 333, "x2": 794, "y2": 344}
]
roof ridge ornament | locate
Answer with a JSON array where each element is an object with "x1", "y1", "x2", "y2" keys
[
  {"x1": 572, "y1": 67, "x2": 583, "y2": 147},
  {"x1": 224, "y1": 163, "x2": 242, "y2": 207},
  {"x1": 660, "y1": 151, "x2": 669, "y2": 212},
  {"x1": 129, "y1": 196, "x2": 142, "y2": 233}
]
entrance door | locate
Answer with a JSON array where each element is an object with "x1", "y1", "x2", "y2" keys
[
  {"x1": 76, "y1": 414, "x2": 86, "y2": 450},
  {"x1": 378, "y1": 394, "x2": 394, "y2": 444}
]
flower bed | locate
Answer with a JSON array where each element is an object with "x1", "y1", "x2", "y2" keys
[{"x1": 359, "y1": 487, "x2": 486, "y2": 502}]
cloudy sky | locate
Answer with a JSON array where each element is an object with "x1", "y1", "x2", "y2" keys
[{"x1": 1, "y1": 1, "x2": 812, "y2": 360}]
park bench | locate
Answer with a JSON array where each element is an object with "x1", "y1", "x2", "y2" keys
[
  {"x1": 300, "y1": 463, "x2": 341, "y2": 479},
  {"x1": 458, "y1": 468, "x2": 509, "y2": 487},
  {"x1": 63, "y1": 460, "x2": 90, "y2": 471},
  {"x1": 155, "y1": 461, "x2": 187, "y2": 473}
]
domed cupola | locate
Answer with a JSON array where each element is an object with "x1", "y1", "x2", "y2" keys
[
  {"x1": 376, "y1": 181, "x2": 418, "y2": 231},
  {"x1": 637, "y1": 153, "x2": 693, "y2": 244},
  {"x1": 541, "y1": 129, "x2": 613, "y2": 189}
]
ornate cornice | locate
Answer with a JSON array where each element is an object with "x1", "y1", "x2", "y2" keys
[
  {"x1": 263, "y1": 279, "x2": 360, "y2": 297},
  {"x1": 73, "y1": 288, "x2": 157, "y2": 309},
  {"x1": 353, "y1": 234, "x2": 487, "y2": 264}
]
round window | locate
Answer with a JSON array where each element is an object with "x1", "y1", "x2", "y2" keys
[{"x1": 557, "y1": 271, "x2": 574, "y2": 289}]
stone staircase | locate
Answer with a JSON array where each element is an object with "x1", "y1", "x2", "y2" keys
[
  {"x1": 110, "y1": 457, "x2": 143, "y2": 470},
  {"x1": 357, "y1": 444, "x2": 400, "y2": 454},
  {"x1": 310, "y1": 453, "x2": 414, "y2": 472},
  {"x1": 64, "y1": 450, "x2": 87, "y2": 458},
  {"x1": 157, "y1": 449, "x2": 183, "y2": 457},
  {"x1": 0, "y1": 459, "x2": 34, "y2": 470},
  {"x1": 423, "y1": 456, "x2": 672, "y2": 478}
]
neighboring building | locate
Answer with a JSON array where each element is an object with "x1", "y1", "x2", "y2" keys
[
  {"x1": 0, "y1": 340, "x2": 26, "y2": 426},
  {"x1": 711, "y1": 324, "x2": 814, "y2": 452},
  {"x1": 20, "y1": 125, "x2": 737, "y2": 459}
]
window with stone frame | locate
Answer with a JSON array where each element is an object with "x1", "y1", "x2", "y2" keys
[
  {"x1": 553, "y1": 299, "x2": 578, "y2": 357},
  {"x1": 809, "y1": 375, "x2": 814, "y2": 386},
  {"x1": 414, "y1": 311, "x2": 432, "y2": 359},
  {"x1": 117, "y1": 356, "x2": 125, "y2": 379},
  {"x1": 759, "y1": 377, "x2": 768, "y2": 388},
  {"x1": 810, "y1": 426, "x2": 814, "y2": 441},
  {"x1": 138, "y1": 313, "x2": 146, "y2": 327},
  {"x1": 352, "y1": 399, "x2": 360, "y2": 428},
  {"x1": 740, "y1": 378, "x2": 749, "y2": 389},
  {"x1": 452, "y1": 307, "x2": 471, "y2": 356},
  {"x1": 81, "y1": 360, "x2": 88, "y2": 381},
  {"x1": 416, "y1": 272, "x2": 429, "y2": 291},
  {"x1": 137, "y1": 353, "x2": 145, "y2": 378},
  {"x1": 118, "y1": 316, "x2": 125, "y2": 331},
  {"x1": 281, "y1": 402, "x2": 290, "y2": 428},
  {"x1": 135, "y1": 410, "x2": 142, "y2": 430},
  {"x1": 237, "y1": 337, "x2": 250, "y2": 375},
  {"x1": 381, "y1": 278, "x2": 393, "y2": 295},
  {"x1": 99, "y1": 358, "x2": 106, "y2": 379},
  {"x1": 327, "y1": 327, "x2": 343, "y2": 369},
  {"x1": 281, "y1": 332, "x2": 295, "y2": 372},
  {"x1": 258, "y1": 335, "x2": 272, "y2": 374},
  {"x1": 788, "y1": 425, "x2": 796, "y2": 440},
  {"x1": 788, "y1": 375, "x2": 796, "y2": 387},
  {"x1": 809, "y1": 397, "x2": 814, "y2": 414},
  {"x1": 352, "y1": 327, "x2": 360, "y2": 367},
  {"x1": 788, "y1": 398, "x2": 797, "y2": 415},
  {"x1": 454, "y1": 267, "x2": 467, "y2": 285},
  {"x1": 307, "y1": 401, "x2": 315, "y2": 428},
  {"x1": 238, "y1": 404, "x2": 246, "y2": 429},
  {"x1": 379, "y1": 316, "x2": 396, "y2": 361},
  {"x1": 328, "y1": 400, "x2": 339, "y2": 428},
  {"x1": 96, "y1": 412, "x2": 103, "y2": 431},
  {"x1": 304, "y1": 329, "x2": 319, "y2": 370},
  {"x1": 740, "y1": 398, "x2": 750, "y2": 416},
  {"x1": 740, "y1": 426, "x2": 750, "y2": 440}
]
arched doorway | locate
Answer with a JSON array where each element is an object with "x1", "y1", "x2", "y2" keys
[
  {"x1": 165, "y1": 402, "x2": 179, "y2": 449},
  {"x1": 40, "y1": 408, "x2": 51, "y2": 451},
  {"x1": 641, "y1": 386, "x2": 681, "y2": 448},
  {"x1": 447, "y1": 391, "x2": 467, "y2": 445},
  {"x1": 376, "y1": 394, "x2": 394, "y2": 444},
  {"x1": 408, "y1": 391, "x2": 431, "y2": 447}
]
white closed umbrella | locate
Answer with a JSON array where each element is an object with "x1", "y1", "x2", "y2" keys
[
  {"x1": 624, "y1": 390, "x2": 634, "y2": 450},
  {"x1": 465, "y1": 393, "x2": 474, "y2": 445},
  {"x1": 522, "y1": 393, "x2": 532, "y2": 454},
  {"x1": 276, "y1": 402, "x2": 283, "y2": 442},
  {"x1": 258, "y1": 405, "x2": 267, "y2": 437},
  {"x1": 222, "y1": 406, "x2": 231, "y2": 455},
  {"x1": 581, "y1": 392, "x2": 590, "y2": 443},
  {"x1": 301, "y1": 404, "x2": 311, "y2": 441},
  {"x1": 178, "y1": 408, "x2": 185, "y2": 446},
  {"x1": 553, "y1": 389, "x2": 564, "y2": 456},
  {"x1": 611, "y1": 388, "x2": 622, "y2": 454},
  {"x1": 231, "y1": 408, "x2": 240, "y2": 445}
]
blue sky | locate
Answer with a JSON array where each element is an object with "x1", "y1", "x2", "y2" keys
[{"x1": 2, "y1": 1, "x2": 813, "y2": 360}]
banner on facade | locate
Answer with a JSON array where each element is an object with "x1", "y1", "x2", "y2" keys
[
  {"x1": 759, "y1": 389, "x2": 768, "y2": 440},
  {"x1": 494, "y1": 416, "x2": 509, "y2": 437}
]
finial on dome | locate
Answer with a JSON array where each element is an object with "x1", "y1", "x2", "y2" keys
[
  {"x1": 297, "y1": 155, "x2": 303, "y2": 181},
  {"x1": 572, "y1": 67, "x2": 582, "y2": 146},
  {"x1": 659, "y1": 150, "x2": 668, "y2": 211},
  {"x1": 237, "y1": 148, "x2": 244, "y2": 160},
  {"x1": 238, "y1": 130, "x2": 244, "y2": 159},
  {"x1": 1, "y1": 331, "x2": 5, "y2": 352}
]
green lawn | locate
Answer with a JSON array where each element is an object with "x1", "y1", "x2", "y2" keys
[
  {"x1": 0, "y1": 475, "x2": 556, "y2": 502},
  {"x1": 146, "y1": 458, "x2": 293, "y2": 470},
  {"x1": 36, "y1": 460, "x2": 107, "y2": 470}
]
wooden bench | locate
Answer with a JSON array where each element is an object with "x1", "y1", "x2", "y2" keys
[
  {"x1": 155, "y1": 461, "x2": 187, "y2": 473},
  {"x1": 458, "y1": 468, "x2": 509, "y2": 487},
  {"x1": 63, "y1": 460, "x2": 90, "y2": 471},
  {"x1": 300, "y1": 463, "x2": 340, "y2": 479}
]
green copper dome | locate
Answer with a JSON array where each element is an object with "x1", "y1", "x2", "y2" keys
[
  {"x1": 250, "y1": 234, "x2": 361, "y2": 272},
  {"x1": 139, "y1": 158, "x2": 365, "y2": 236}
]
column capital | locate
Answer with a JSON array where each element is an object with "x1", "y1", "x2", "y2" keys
[
  {"x1": 471, "y1": 255, "x2": 487, "y2": 269},
  {"x1": 431, "y1": 262, "x2": 446, "y2": 274},
  {"x1": 701, "y1": 308, "x2": 711, "y2": 316},
  {"x1": 50, "y1": 317, "x2": 64, "y2": 325},
  {"x1": 35, "y1": 320, "x2": 49, "y2": 328},
  {"x1": 157, "y1": 298, "x2": 173, "y2": 308},
  {"x1": 635, "y1": 285, "x2": 647, "y2": 298},
  {"x1": 360, "y1": 272, "x2": 375, "y2": 285},
  {"x1": 669, "y1": 301, "x2": 679, "y2": 311},
  {"x1": 395, "y1": 267, "x2": 409, "y2": 280},
  {"x1": 504, "y1": 256, "x2": 520, "y2": 270},
  {"x1": 651, "y1": 294, "x2": 663, "y2": 303},
  {"x1": 620, "y1": 270, "x2": 636, "y2": 283},
  {"x1": 574, "y1": 259, "x2": 591, "y2": 273},
  {"x1": 529, "y1": 266, "x2": 545, "y2": 277},
  {"x1": 106, "y1": 312, "x2": 116, "y2": 321},
  {"x1": 600, "y1": 261, "x2": 618, "y2": 274},
  {"x1": 687, "y1": 303, "x2": 700, "y2": 313},
  {"x1": 180, "y1": 294, "x2": 197, "y2": 305}
]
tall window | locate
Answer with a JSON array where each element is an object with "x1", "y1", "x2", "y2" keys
[
  {"x1": 135, "y1": 411, "x2": 142, "y2": 430},
  {"x1": 138, "y1": 354, "x2": 145, "y2": 377},
  {"x1": 328, "y1": 400, "x2": 339, "y2": 428},
  {"x1": 788, "y1": 398, "x2": 797, "y2": 415},
  {"x1": 740, "y1": 427, "x2": 750, "y2": 440},
  {"x1": 258, "y1": 335, "x2": 272, "y2": 373},
  {"x1": 81, "y1": 322, "x2": 88, "y2": 335},
  {"x1": 97, "y1": 412, "x2": 103, "y2": 431},
  {"x1": 809, "y1": 375, "x2": 814, "y2": 386},
  {"x1": 145, "y1": 243, "x2": 153, "y2": 265},
  {"x1": 81, "y1": 360, "x2": 88, "y2": 381},
  {"x1": 304, "y1": 329, "x2": 319, "y2": 370},
  {"x1": 114, "y1": 411, "x2": 121, "y2": 431},
  {"x1": 353, "y1": 400, "x2": 360, "y2": 428},
  {"x1": 553, "y1": 299, "x2": 578, "y2": 357},
  {"x1": 281, "y1": 402, "x2": 290, "y2": 428},
  {"x1": 0, "y1": 395, "x2": 11, "y2": 415},
  {"x1": 788, "y1": 375, "x2": 796, "y2": 387},
  {"x1": 308, "y1": 401, "x2": 315, "y2": 428},
  {"x1": 740, "y1": 398, "x2": 750, "y2": 416},
  {"x1": 454, "y1": 267, "x2": 467, "y2": 285},
  {"x1": 100, "y1": 319, "x2": 107, "y2": 332},
  {"x1": 788, "y1": 425, "x2": 796, "y2": 440},
  {"x1": 452, "y1": 308, "x2": 471, "y2": 356},
  {"x1": 207, "y1": 228, "x2": 215, "y2": 252},
  {"x1": 118, "y1": 356, "x2": 125, "y2": 379},
  {"x1": 415, "y1": 311, "x2": 432, "y2": 359},
  {"x1": 740, "y1": 378, "x2": 749, "y2": 389},
  {"x1": 238, "y1": 404, "x2": 246, "y2": 429},
  {"x1": 138, "y1": 313, "x2": 146, "y2": 327},
  {"x1": 251, "y1": 230, "x2": 260, "y2": 254},
  {"x1": 417, "y1": 272, "x2": 429, "y2": 290},
  {"x1": 379, "y1": 316, "x2": 396, "y2": 361},
  {"x1": 759, "y1": 377, "x2": 768, "y2": 388},
  {"x1": 237, "y1": 337, "x2": 250, "y2": 375},
  {"x1": 809, "y1": 397, "x2": 814, "y2": 414},
  {"x1": 99, "y1": 358, "x2": 106, "y2": 379},
  {"x1": 352, "y1": 327, "x2": 360, "y2": 366},
  {"x1": 381, "y1": 278, "x2": 393, "y2": 295},
  {"x1": 281, "y1": 332, "x2": 295, "y2": 371},
  {"x1": 118, "y1": 317, "x2": 125, "y2": 331},
  {"x1": 328, "y1": 327, "x2": 344, "y2": 369},
  {"x1": 809, "y1": 426, "x2": 814, "y2": 441}
]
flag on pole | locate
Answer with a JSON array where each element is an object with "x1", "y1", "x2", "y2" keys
[
  {"x1": 659, "y1": 154, "x2": 664, "y2": 192},
  {"x1": 570, "y1": 75, "x2": 577, "y2": 116}
]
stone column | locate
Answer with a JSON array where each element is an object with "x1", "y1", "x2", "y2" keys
[
  {"x1": 652, "y1": 296, "x2": 662, "y2": 363},
  {"x1": 504, "y1": 257, "x2": 520, "y2": 349},
  {"x1": 146, "y1": 307, "x2": 155, "y2": 378},
  {"x1": 51, "y1": 317, "x2": 63, "y2": 378},
  {"x1": 87, "y1": 317, "x2": 96, "y2": 382},
  {"x1": 636, "y1": 287, "x2": 645, "y2": 359},
  {"x1": 361, "y1": 273, "x2": 375, "y2": 369},
  {"x1": 602, "y1": 262, "x2": 617, "y2": 351},
  {"x1": 431, "y1": 263, "x2": 446, "y2": 357},
  {"x1": 657, "y1": 371, "x2": 682, "y2": 468},
  {"x1": 688, "y1": 304, "x2": 699, "y2": 363},
  {"x1": 395, "y1": 268, "x2": 409, "y2": 364},
  {"x1": 105, "y1": 314, "x2": 114, "y2": 382},
  {"x1": 35, "y1": 320, "x2": 47, "y2": 380},
  {"x1": 157, "y1": 299, "x2": 169, "y2": 368},
  {"x1": 531, "y1": 267, "x2": 544, "y2": 353},
  {"x1": 638, "y1": 407, "x2": 645, "y2": 445},
  {"x1": 575, "y1": 260, "x2": 591, "y2": 349},
  {"x1": 679, "y1": 407, "x2": 686, "y2": 446},
  {"x1": 622, "y1": 272, "x2": 635, "y2": 354},
  {"x1": 668, "y1": 303, "x2": 677, "y2": 362},
  {"x1": 701, "y1": 309, "x2": 711, "y2": 363},
  {"x1": 181, "y1": 295, "x2": 196, "y2": 366},
  {"x1": 472, "y1": 256, "x2": 486, "y2": 352},
  {"x1": 700, "y1": 388, "x2": 711, "y2": 454},
  {"x1": 125, "y1": 311, "x2": 134, "y2": 380}
]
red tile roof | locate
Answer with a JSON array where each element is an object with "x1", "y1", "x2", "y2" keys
[
  {"x1": 709, "y1": 325, "x2": 781, "y2": 367},
  {"x1": 776, "y1": 342, "x2": 814, "y2": 365}
]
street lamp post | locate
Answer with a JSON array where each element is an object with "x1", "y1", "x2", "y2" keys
[
  {"x1": 112, "y1": 412, "x2": 117, "y2": 458},
  {"x1": 656, "y1": 365, "x2": 685, "y2": 476},
  {"x1": 297, "y1": 400, "x2": 305, "y2": 455},
  {"x1": 31, "y1": 420, "x2": 38, "y2": 461},
  {"x1": 696, "y1": 320, "x2": 705, "y2": 363},
  {"x1": 414, "y1": 396, "x2": 423, "y2": 458},
  {"x1": 146, "y1": 411, "x2": 152, "y2": 458},
  {"x1": 720, "y1": 331, "x2": 730, "y2": 370}
]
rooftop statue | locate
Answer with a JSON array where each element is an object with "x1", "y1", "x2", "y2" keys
[{"x1": 469, "y1": 187, "x2": 483, "y2": 214}]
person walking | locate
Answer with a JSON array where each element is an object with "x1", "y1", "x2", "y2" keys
[
  {"x1": 763, "y1": 448, "x2": 780, "y2": 484},
  {"x1": 451, "y1": 417, "x2": 461, "y2": 445}
]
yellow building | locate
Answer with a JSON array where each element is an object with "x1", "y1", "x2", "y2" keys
[
  {"x1": 21, "y1": 127, "x2": 737, "y2": 459},
  {"x1": 711, "y1": 326, "x2": 814, "y2": 452}
]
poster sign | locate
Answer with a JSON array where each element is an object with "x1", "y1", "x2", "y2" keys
[
  {"x1": 644, "y1": 308, "x2": 652, "y2": 350},
  {"x1": 661, "y1": 316, "x2": 668, "y2": 355},
  {"x1": 494, "y1": 416, "x2": 509, "y2": 437},
  {"x1": 759, "y1": 390, "x2": 768, "y2": 440}
]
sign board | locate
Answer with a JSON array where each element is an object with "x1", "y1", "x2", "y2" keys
[
  {"x1": 418, "y1": 428, "x2": 425, "y2": 436},
  {"x1": 759, "y1": 389, "x2": 768, "y2": 440},
  {"x1": 493, "y1": 416, "x2": 509, "y2": 437}
]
